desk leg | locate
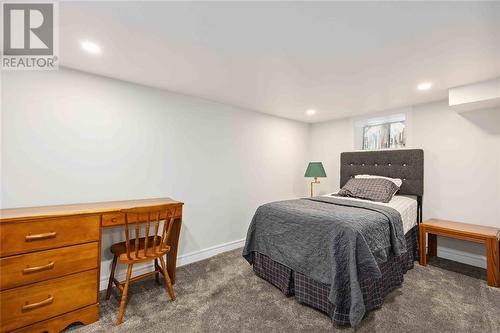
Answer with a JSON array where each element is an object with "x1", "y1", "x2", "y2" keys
[
  {"x1": 167, "y1": 217, "x2": 182, "y2": 284},
  {"x1": 419, "y1": 226, "x2": 427, "y2": 266},
  {"x1": 428, "y1": 234, "x2": 437, "y2": 257},
  {"x1": 486, "y1": 238, "x2": 499, "y2": 287}
]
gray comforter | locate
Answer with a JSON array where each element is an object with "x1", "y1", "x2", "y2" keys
[{"x1": 242, "y1": 196, "x2": 407, "y2": 327}]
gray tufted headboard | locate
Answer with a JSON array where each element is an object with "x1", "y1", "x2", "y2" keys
[{"x1": 340, "y1": 149, "x2": 424, "y2": 222}]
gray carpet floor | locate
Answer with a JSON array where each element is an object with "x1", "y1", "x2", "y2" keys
[{"x1": 69, "y1": 249, "x2": 500, "y2": 333}]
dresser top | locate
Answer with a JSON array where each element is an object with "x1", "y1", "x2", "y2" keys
[{"x1": 0, "y1": 198, "x2": 183, "y2": 223}]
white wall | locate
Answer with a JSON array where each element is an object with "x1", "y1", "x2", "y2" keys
[
  {"x1": 310, "y1": 101, "x2": 500, "y2": 268},
  {"x1": 2, "y1": 67, "x2": 498, "y2": 281},
  {"x1": 1, "y1": 68, "x2": 309, "y2": 288}
]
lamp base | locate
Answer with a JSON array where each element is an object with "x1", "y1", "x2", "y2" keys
[{"x1": 310, "y1": 177, "x2": 320, "y2": 197}]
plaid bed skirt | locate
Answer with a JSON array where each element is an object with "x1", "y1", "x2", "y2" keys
[{"x1": 252, "y1": 225, "x2": 420, "y2": 326}]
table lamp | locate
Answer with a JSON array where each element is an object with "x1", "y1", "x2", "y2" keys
[{"x1": 304, "y1": 162, "x2": 326, "y2": 197}]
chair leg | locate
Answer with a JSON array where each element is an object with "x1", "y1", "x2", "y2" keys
[
  {"x1": 116, "y1": 264, "x2": 133, "y2": 325},
  {"x1": 159, "y1": 256, "x2": 176, "y2": 301},
  {"x1": 106, "y1": 255, "x2": 118, "y2": 300},
  {"x1": 154, "y1": 258, "x2": 160, "y2": 284}
]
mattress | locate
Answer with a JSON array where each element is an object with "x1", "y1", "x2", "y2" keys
[{"x1": 323, "y1": 193, "x2": 417, "y2": 234}]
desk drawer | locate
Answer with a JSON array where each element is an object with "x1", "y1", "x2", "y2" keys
[
  {"x1": 0, "y1": 269, "x2": 97, "y2": 333},
  {"x1": 102, "y1": 212, "x2": 125, "y2": 227},
  {"x1": 102, "y1": 207, "x2": 183, "y2": 228},
  {"x1": 0, "y1": 215, "x2": 99, "y2": 257},
  {"x1": 0, "y1": 242, "x2": 99, "y2": 290}
]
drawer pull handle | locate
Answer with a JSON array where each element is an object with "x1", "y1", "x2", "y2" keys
[
  {"x1": 22, "y1": 295, "x2": 54, "y2": 311},
  {"x1": 22, "y1": 261, "x2": 55, "y2": 274},
  {"x1": 111, "y1": 218, "x2": 117, "y2": 223},
  {"x1": 25, "y1": 232, "x2": 57, "y2": 242}
]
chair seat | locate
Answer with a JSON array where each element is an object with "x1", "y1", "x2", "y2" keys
[{"x1": 111, "y1": 236, "x2": 170, "y2": 262}]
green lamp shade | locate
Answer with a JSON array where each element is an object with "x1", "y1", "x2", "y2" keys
[{"x1": 304, "y1": 162, "x2": 326, "y2": 178}]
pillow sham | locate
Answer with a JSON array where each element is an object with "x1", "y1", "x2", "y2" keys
[
  {"x1": 354, "y1": 174, "x2": 403, "y2": 188},
  {"x1": 338, "y1": 178, "x2": 400, "y2": 203}
]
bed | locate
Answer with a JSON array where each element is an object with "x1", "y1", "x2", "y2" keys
[{"x1": 242, "y1": 149, "x2": 424, "y2": 327}]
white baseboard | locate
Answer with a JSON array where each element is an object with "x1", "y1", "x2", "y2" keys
[
  {"x1": 176, "y1": 238, "x2": 245, "y2": 267},
  {"x1": 99, "y1": 238, "x2": 245, "y2": 290},
  {"x1": 437, "y1": 246, "x2": 486, "y2": 269}
]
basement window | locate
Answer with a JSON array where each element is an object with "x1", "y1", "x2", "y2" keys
[
  {"x1": 363, "y1": 121, "x2": 406, "y2": 150},
  {"x1": 356, "y1": 113, "x2": 407, "y2": 150}
]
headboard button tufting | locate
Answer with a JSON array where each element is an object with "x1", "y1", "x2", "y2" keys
[{"x1": 340, "y1": 149, "x2": 423, "y2": 197}]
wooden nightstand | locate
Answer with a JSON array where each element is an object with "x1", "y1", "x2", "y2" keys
[{"x1": 419, "y1": 219, "x2": 500, "y2": 287}]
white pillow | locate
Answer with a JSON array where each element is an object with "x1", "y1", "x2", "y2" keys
[{"x1": 354, "y1": 174, "x2": 403, "y2": 188}]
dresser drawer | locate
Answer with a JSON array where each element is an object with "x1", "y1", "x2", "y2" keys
[
  {"x1": 0, "y1": 269, "x2": 98, "y2": 333},
  {"x1": 0, "y1": 215, "x2": 100, "y2": 257},
  {"x1": 0, "y1": 242, "x2": 99, "y2": 290},
  {"x1": 11, "y1": 304, "x2": 99, "y2": 333},
  {"x1": 101, "y1": 212, "x2": 125, "y2": 227}
]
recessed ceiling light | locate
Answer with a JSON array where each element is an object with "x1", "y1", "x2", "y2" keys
[
  {"x1": 306, "y1": 109, "x2": 316, "y2": 116},
  {"x1": 417, "y1": 82, "x2": 432, "y2": 91},
  {"x1": 81, "y1": 40, "x2": 101, "y2": 54}
]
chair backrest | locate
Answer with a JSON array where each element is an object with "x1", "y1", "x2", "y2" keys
[{"x1": 119, "y1": 204, "x2": 177, "y2": 260}]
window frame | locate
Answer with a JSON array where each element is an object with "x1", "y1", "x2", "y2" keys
[{"x1": 362, "y1": 120, "x2": 406, "y2": 150}]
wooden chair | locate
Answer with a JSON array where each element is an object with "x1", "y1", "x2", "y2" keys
[{"x1": 105, "y1": 204, "x2": 177, "y2": 325}]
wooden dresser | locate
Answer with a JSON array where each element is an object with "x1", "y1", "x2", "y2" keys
[{"x1": 0, "y1": 198, "x2": 183, "y2": 332}]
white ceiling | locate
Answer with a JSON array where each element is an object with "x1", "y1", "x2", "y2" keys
[{"x1": 60, "y1": 1, "x2": 500, "y2": 123}]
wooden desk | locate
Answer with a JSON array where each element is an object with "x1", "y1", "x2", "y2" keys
[
  {"x1": 419, "y1": 218, "x2": 500, "y2": 287},
  {"x1": 0, "y1": 198, "x2": 183, "y2": 333}
]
